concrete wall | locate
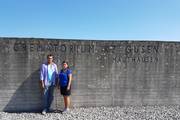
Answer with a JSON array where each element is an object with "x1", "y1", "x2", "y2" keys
[{"x1": 0, "y1": 37, "x2": 180, "y2": 112}]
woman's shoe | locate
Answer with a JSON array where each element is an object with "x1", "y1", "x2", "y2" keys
[{"x1": 62, "y1": 108, "x2": 70, "y2": 113}]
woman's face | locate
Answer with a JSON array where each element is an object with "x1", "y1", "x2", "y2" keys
[{"x1": 62, "y1": 63, "x2": 68, "y2": 69}]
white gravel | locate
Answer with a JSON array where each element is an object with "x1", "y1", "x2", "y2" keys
[{"x1": 1, "y1": 105, "x2": 180, "y2": 120}]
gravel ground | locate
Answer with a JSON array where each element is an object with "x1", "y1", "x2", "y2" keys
[{"x1": 1, "y1": 105, "x2": 180, "y2": 120}]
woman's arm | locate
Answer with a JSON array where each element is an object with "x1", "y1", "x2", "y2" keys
[{"x1": 67, "y1": 73, "x2": 72, "y2": 90}]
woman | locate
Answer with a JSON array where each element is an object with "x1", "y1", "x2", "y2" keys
[{"x1": 58, "y1": 60, "x2": 72, "y2": 112}]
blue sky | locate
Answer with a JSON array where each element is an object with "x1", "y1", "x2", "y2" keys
[{"x1": 0, "y1": 0, "x2": 179, "y2": 41}]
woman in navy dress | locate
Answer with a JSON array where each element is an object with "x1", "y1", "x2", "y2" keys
[{"x1": 58, "y1": 60, "x2": 72, "y2": 112}]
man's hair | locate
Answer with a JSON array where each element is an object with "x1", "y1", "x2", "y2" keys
[{"x1": 47, "y1": 54, "x2": 53, "y2": 59}]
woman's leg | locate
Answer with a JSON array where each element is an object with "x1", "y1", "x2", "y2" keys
[{"x1": 63, "y1": 96, "x2": 70, "y2": 109}]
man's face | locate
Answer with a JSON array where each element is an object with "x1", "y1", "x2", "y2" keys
[{"x1": 47, "y1": 56, "x2": 53, "y2": 63}]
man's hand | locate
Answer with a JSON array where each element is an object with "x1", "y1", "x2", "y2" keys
[
  {"x1": 57, "y1": 85, "x2": 60, "y2": 89},
  {"x1": 41, "y1": 83, "x2": 45, "y2": 89},
  {"x1": 39, "y1": 80, "x2": 45, "y2": 93}
]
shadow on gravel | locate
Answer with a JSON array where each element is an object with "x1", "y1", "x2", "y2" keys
[{"x1": 3, "y1": 70, "x2": 43, "y2": 113}]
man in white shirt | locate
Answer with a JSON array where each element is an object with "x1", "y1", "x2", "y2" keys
[{"x1": 40, "y1": 54, "x2": 58, "y2": 114}]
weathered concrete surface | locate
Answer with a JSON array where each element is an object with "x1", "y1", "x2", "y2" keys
[{"x1": 0, "y1": 37, "x2": 180, "y2": 112}]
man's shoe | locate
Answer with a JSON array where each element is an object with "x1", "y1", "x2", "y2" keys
[{"x1": 42, "y1": 109, "x2": 47, "y2": 115}]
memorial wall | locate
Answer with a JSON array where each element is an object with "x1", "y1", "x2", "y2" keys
[{"x1": 0, "y1": 37, "x2": 180, "y2": 112}]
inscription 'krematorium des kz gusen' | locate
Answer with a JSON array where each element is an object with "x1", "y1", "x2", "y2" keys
[
  {"x1": 0, "y1": 37, "x2": 180, "y2": 112},
  {"x1": 12, "y1": 40, "x2": 159, "y2": 63}
]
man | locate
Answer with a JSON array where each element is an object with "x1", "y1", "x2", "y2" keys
[{"x1": 40, "y1": 54, "x2": 58, "y2": 115}]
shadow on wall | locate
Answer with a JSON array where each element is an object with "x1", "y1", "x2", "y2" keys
[{"x1": 3, "y1": 70, "x2": 43, "y2": 112}]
